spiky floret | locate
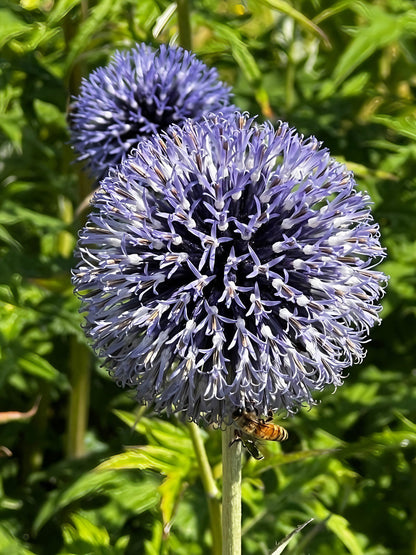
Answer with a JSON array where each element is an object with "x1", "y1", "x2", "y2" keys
[
  {"x1": 73, "y1": 113, "x2": 387, "y2": 424},
  {"x1": 70, "y1": 43, "x2": 234, "y2": 178}
]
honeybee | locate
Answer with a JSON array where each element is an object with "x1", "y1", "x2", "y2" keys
[{"x1": 231, "y1": 408, "x2": 288, "y2": 460}]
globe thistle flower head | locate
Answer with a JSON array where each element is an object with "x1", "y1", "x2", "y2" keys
[
  {"x1": 69, "y1": 43, "x2": 234, "y2": 178},
  {"x1": 73, "y1": 112, "x2": 388, "y2": 425}
]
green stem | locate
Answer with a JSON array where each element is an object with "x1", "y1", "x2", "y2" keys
[
  {"x1": 188, "y1": 422, "x2": 222, "y2": 555},
  {"x1": 285, "y1": 46, "x2": 296, "y2": 113},
  {"x1": 176, "y1": 0, "x2": 192, "y2": 50},
  {"x1": 66, "y1": 340, "x2": 91, "y2": 458},
  {"x1": 411, "y1": 457, "x2": 416, "y2": 555},
  {"x1": 221, "y1": 426, "x2": 242, "y2": 555},
  {"x1": 63, "y1": 0, "x2": 92, "y2": 459}
]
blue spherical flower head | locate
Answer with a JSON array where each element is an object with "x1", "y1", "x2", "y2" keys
[
  {"x1": 73, "y1": 113, "x2": 388, "y2": 425},
  {"x1": 69, "y1": 43, "x2": 234, "y2": 179}
]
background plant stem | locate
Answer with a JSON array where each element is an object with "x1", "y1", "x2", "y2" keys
[
  {"x1": 63, "y1": 0, "x2": 91, "y2": 458},
  {"x1": 188, "y1": 423, "x2": 222, "y2": 555},
  {"x1": 221, "y1": 426, "x2": 242, "y2": 555},
  {"x1": 66, "y1": 340, "x2": 91, "y2": 457},
  {"x1": 177, "y1": 0, "x2": 192, "y2": 50}
]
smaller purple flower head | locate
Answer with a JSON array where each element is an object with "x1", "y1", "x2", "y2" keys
[
  {"x1": 69, "y1": 43, "x2": 234, "y2": 178},
  {"x1": 73, "y1": 113, "x2": 388, "y2": 425}
]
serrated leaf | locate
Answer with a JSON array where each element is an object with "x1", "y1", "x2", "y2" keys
[
  {"x1": 113, "y1": 412, "x2": 194, "y2": 453},
  {"x1": 97, "y1": 446, "x2": 191, "y2": 474},
  {"x1": 159, "y1": 471, "x2": 185, "y2": 529},
  {"x1": 34, "y1": 470, "x2": 160, "y2": 533}
]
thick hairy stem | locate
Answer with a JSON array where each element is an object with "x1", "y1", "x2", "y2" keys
[{"x1": 222, "y1": 426, "x2": 242, "y2": 555}]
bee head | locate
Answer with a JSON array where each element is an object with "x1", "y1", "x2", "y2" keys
[{"x1": 232, "y1": 407, "x2": 244, "y2": 419}]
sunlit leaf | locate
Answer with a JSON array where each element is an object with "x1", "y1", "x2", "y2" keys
[
  {"x1": 62, "y1": 514, "x2": 111, "y2": 547},
  {"x1": 205, "y1": 22, "x2": 261, "y2": 84},
  {"x1": 0, "y1": 523, "x2": 35, "y2": 554},
  {"x1": 159, "y1": 472, "x2": 186, "y2": 530},
  {"x1": 113, "y1": 411, "x2": 194, "y2": 453},
  {"x1": 97, "y1": 446, "x2": 192, "y2": 475},
  {"x1": 326, "y1": 514, "x2": 364, "y2": 555},
  {"x1": 64, "y1": 0, "x2": 132, "y2": 71},
  {"x1": 258, "y1": 0, "x2": 330, "y2": 46},
  {"x1": 0, "y1": 9, "x2": 32, "y2": 47},
  {"x1": 270, "y1": 518, "x2": 314, "y2": 554},
  {"x1": 324, "y1": 6, "x2": 416, "y2": 94},
  {"x1": 370, "y1": 113, "x2": 416, "y2": 141}
]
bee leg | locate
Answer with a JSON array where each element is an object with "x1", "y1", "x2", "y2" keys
[
  {"x1": 244, "y1": 439, "x2": 264, "y2": 461},
  {"x1": 229, "y1": 429, "x2": 242, "y2": 447},
  {"x1": 229, "y1": 431, "x2": 264, "y2": 460},
  {"x1": 265, "y1": 410, "x2": 274, "y2": 422}
]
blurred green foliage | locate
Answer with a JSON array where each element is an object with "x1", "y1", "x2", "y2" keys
[{"x1": 0, "y1": 0, "x2": 415, "y2": 553}]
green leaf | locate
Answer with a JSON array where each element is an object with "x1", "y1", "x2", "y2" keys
[
  {"x1": 313, "y1": 0, "x2": 360, "y2": 24},
  {"x1": 270, "y1": 518, "x2": 314, "y2": 554},
  {"x1": 326, "y1": 514, "x2": 364, "y2": 555},
  {"x1": 113, "y1": 411, "x2": 194, "y2": 453},
  {"x1": 0, "y1": 523, "x2": 35, "y2": 554},
  {"x1": 370, "y1": 113, "x2": 416, "y2": 141},
  {"x1": 34, "y1": 470, "x2": 160, "y2": 533},
  {"x1": 97, "y1": 446, "x2": 191, "y2": 475},
  {"x1": 62, "y1": 514, "x2": 111, "y2": 547},
  {"x1": 0, "y1": 224, "x2": 21, "y2": 249},
  {"x1": 206, "y1": 22, "x2": 261, "y2": 84},
  {"x1": 18, "y1": 353, "x2": 64, "y2": 383},
  {"x1": 258, "y1": 0, "x2": 330, "y2": 46},
  {"x1": 47, "y1": 0, "x2": 80, "y2": 26},
  {"x1": 159, "y1": 472, "x2": 185, "y2": 529},
  {"x1": 0, "y1": 87, "x2": 24, "y2": 150},
  {"x1": 0, "y1": 9, "x2": 32, "y2": 48},
  {"x1": 64, "y1": 0, "x2": 131, "y2": 71},
  {"x1": 34, "y1": 99, "x2": 67, "y2": 128},
  {"x1": 2, "y1": 204, "x2": 65, "y2": 232},
  {"x1": 339, "y1": 72, "x2": 370, "y2": 97},
  {"x1": 325, "y1": 7, "x2": 416, "y2": 94}
]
